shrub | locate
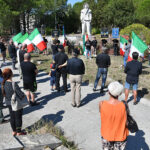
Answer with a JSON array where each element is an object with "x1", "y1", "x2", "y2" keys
[
  {"x1": 92, "y1": 28, "x2": 100, "y2": 35},
  {"x1": 45, "y1": 27, "x2": 53, "y2": 36},
  {"x1": 120, "y1": 24, "x2": 150, "y2": 44}
]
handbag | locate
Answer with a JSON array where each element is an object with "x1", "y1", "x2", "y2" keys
[
  {"x1": 122, "y1": 100, "x2": 139, "y2": 133},
  {"x1": 11, "y1": 82, "x2": 28, "y2": 111}
]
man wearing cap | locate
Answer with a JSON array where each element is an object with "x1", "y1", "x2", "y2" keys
[
  {"x1": 67, "y1": 49, "x2": 85, "y2": 107},
  {"x1": 54, "y1": 45, "x2": 68, "y2": 92},
  {"x1": 93, "y1": 47, "x2": 111, "y2": 93}
]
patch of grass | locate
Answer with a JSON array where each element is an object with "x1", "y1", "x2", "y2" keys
[
  {"x1": 26, "y1": 119, "x2": 78, "y2": 150},
  {"x1": 31, "y1": 53, "x2": 150, "y2": 99}
]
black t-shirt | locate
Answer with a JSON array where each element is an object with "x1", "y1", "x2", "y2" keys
[
  {"x1": 54, "y1": 52, "x2": 68, "y2": 72},
  {"x1": 92, "y1": 40, "x2": 97, "y2": 48},
  {"x1": 21, "y1": 61, "x2": 37, "y2": 83},
  {"x1": 51, "y1": 45, "x2": 58, "y2": 55},
  {"x1": 19, "y1": 50, "x2": 27, "y2": 63},
  {"x1": 85, "y1": 40, "x2": 92, "y2": 50}
]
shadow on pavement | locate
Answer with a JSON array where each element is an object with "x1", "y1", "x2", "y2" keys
[
  {"x1": 126, "y1": 130, "x2": 149, "y2": 150},
  {"x1": 37, "y1": 72, "x2": 48, "y2": 78},
  {"x1": 23, "y1": 91, "x2": 65, "y2": 115},
  {"x1": 24, "y1": 110, "x2": 65, "y2": 133},
  {"x1": 81, "y1": 92, "x2": 105, "y2": 106},
  {"x1": 37, "y1": 77, "x2": 50, "y2": 83},
  {"x1": 127, "y1": 88, "x2": 149, "y2": 103},
  {"x1": 82, "y1": 80, "x2": 89, "y2": 86}
]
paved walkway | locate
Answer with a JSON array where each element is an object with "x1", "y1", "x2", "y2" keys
[{"x1": 1, "y1": 61, "x2": 150, "y2": 150}]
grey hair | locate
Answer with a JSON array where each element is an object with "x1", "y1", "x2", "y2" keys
[
  {"x1": 24, "y1": 53, "x2": 31, "y2": 60},
  {"x1": 102, "y1": 47, "x2": 108, "y2": 53}
]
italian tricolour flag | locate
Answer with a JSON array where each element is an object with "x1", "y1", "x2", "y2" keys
[
  {"x1": 128, "y1": 32, "x2": 148, "y2": 61},
  {"x1": 12, "y1": 33, "x2": 23, "y2": 46},
  {"x1": 120, "y1": 36, "x2": 128, "y2": 56},
  {"x1": 19, "y1": 33, "x2": 34, "y2": 53},
  {"x1": 63, "y1": 26, "x2": 66, "y2": 47},
  {"x1": 29, "y1": 28, "x2": 46, "y2": 51}
]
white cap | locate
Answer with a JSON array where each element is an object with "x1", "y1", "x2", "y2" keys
[{"x1": 108, "y1": 81, "x2": 124, "y2": 97}]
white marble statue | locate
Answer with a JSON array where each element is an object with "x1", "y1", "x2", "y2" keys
[{"x1": 80, "y1": 3, "x2": 92, "y2": 36}]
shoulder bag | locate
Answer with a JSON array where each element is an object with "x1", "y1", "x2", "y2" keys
[
  {"x1": 11, "y1": 82, "x2": 28, "y2": 111},
  {"x1": 122, "y1": 100, "x2": 139, "y2": 133}
]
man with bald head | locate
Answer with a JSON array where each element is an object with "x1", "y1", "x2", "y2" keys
[{"x1": 21, "y1": 53, "x2": 39, "y2": 106}]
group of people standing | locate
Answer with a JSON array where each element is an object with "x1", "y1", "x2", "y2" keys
[
  {"x1": 84, "y1": 37, "x2": 97, "y2": 59},
  {"x1": 0, "y1": 35, "x2": 144, "y2": 150}
]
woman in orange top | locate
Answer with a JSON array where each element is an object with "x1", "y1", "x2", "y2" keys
[{"x1": 100, "y1": 81, "x2": 129, "y2": 150}]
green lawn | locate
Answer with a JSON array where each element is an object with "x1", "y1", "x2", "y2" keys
[{"x1": 31, "y1": 53, "x2": 150, "y2": 99}]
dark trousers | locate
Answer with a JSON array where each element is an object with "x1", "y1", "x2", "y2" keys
[
  {"x1": 56, "y1": 71, "x2": 67, "y2": 91},
  {"x1": 11, "y1": 57, "x2": 16, "y2": 69},
  {"x1": 8, "y1": 105, "x2": 23, "y2": 133},
  {"x1": 0, "y1": 90, "x2": 4, "y2": 123}
]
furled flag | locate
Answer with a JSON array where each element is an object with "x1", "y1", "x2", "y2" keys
[
  {"x1": 19, "y1": 33, "x2": 34, "y2": 53},
  {"x1": 63, "y1": 26, "x2": 66, "y2": 47},
  {"x1": 120, "y1": 36, "x2": 128, "y2": 56},
  {"x1": 28, "y1": 28, "x2": 46, "y2": 51},
  {"x1": 128, "y1": 31, "x2": 148, "y2": 61},
  {"x1": 12, "y1": 33, "x2": 23, "y2": 46}
]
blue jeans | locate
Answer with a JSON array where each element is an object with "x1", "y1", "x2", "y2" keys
[
  {"x1": 85, "y1": 49, "x2": 91, "y2": 59},
  {"x1": 124, "y1": 56, "x2": 128, "y2": 67},
  {"x1": 125, "y1": 81, "x2": 138, "y2": 90},
  {"x1": 94, "y1": 68, "x2": 108, "y2": 89}
]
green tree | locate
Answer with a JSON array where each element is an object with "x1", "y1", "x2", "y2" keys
[{"x1": 135, "y1": 0, "x2": 150, "y2": 27}]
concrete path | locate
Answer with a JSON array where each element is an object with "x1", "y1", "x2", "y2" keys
[{"x1": 1, "y1": 61, "x2": 150, "y2": 150}]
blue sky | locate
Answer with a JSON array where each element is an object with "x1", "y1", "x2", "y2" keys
[{"x1": 67, "y1": 0, "x2": 83, "y2": 6}]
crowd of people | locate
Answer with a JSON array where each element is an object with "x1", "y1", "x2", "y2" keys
[{"x1": 0, "y1": 35, "x2": 147, "y2": 149}]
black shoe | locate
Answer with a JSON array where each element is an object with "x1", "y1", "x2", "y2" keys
[
  {"x1": 77, "y1": 104, "x2": 81, "y2": 108},
  {"x1": 30, "y1": 101, "x2": 40, "y2": 106},
  {"x1": 0, "y1": 119, "x2": 9, "y2": 124},
  {"x1": 93, "y1": 88, "x2": 96, "y2": 92},
  {"x1": 133, "y1": 101, "x2": 138, "y2": 105},
  {"x1": 100, "y1": 88, "x2": 104, "y2": 94},
  {"x1": 71, "y1": 104, "x2": 76, "y2": 107},
  {"x1": 64, "y1": 89, "x2": 70, "y2": 93}
]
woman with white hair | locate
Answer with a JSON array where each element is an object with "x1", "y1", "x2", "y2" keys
[{"x1": 99, "y1": 81, "x2": 129, "y2": 150}]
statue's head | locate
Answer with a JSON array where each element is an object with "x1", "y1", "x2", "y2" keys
[{"x1": 83, "y1": 3, "x2": 89, "y2": 9}]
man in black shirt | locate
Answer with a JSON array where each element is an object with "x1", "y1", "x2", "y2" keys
[
  {"x1": 92, "y1": 37, "x2": 97, "y2": 56},
  {"x1": 54, "y1": 45, "x2": 68, "y2": 92},
  {"x1": 85, "y1": 38, "x2": 92, "y2": 59},
  {"x1": 8, "y1": 40, "x2": 17, "y2": 70},
  {"x1": 124, "y1": 52, "x2": 142, "y2": 105},
  {"x1": 67, "y1": 49, "x2": 85, "y2": 107},
  {"x1": 93, "y1": 47, "x2": 111, "y2": 93},
  {"x1": 21, "y1": 53, "x2": 39, "y2": 106},
  {"x1": 51, "y1": 39, "x2": 58, "y2": 60}
]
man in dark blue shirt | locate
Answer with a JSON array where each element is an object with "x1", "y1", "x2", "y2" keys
[
  {"x1": 93, "y1": 47, "x2": 111, "y2": 93},
  {"x1": 124, "y1": 52, "x2": 142, "y2": 105},
  {"x1": 67, "y1": 49, "x2": 85, "y2": 107}
]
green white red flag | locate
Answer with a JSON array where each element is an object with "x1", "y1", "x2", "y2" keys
[
  {"x1": 63, "y1": 26, "x2": 66, "y2": 47},
  {"x1": 120, "y1": 36, "x2": 128, "y2": 56},
  {"x1": 28, "y1": 28, "x2": 46, "y2": 51},
  {"x1": 128, "y1": 32, "x2": 148, "y2": 61},
  {"x1": 12, "y1": 33, "x2": 23, "y2": 46},
  {"x1": 19, "y1": 33, "x2": 34, "y2": 53}
]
